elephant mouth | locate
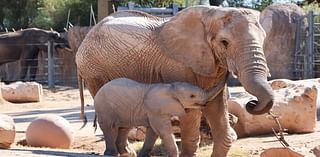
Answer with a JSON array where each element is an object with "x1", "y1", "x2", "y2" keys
[{"x1": 190, "y1": 103, "x2": 207, "y2": 108}]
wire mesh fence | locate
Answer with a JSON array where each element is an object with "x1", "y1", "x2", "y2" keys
[{"x1": 293, "y1": 11, "x2": 320, "y2": 80}]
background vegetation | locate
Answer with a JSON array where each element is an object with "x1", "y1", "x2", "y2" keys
[
  {"x1": 0, "y1": 0, "x2": 318, "y2": 32},
  {"x1": 0, "y1": 0, "x2": 97, "y2": 31}
]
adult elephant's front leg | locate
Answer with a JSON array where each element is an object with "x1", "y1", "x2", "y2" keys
[
  {"x1": 179, "y1": 109, "x2": 202, "y2": 157},
  {"x1": 202, "y1": 89, "x2": 237, "y2": 157}
]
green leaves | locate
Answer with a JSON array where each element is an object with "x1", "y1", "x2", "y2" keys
[{"x1": 0, "y1": 0, "x2": 97, "y2": 32}]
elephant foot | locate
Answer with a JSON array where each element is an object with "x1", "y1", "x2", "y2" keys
[
  {"x1": 179, "y1": 152, "x2": 197, "y2": 157},
  {"x1": 137, "y1": 151, "x2": 151, "y2": 157},
  {"x1": 120, "y1": 153, "x2": 135, "y2": 157},
  {"x1": 119, "y1": 146, "x2": 136, "y2": 157},
  {"x1": 104, "y1": 149, "x2": 119, "y2": 156}
]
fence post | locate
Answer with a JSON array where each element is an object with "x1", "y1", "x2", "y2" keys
[
  {"x1": 305, "y1": 11, "x2": 314, "y2": 79},
  {"x1": 128, "y1": 2, "x2": 135, "y2": 10},
  {"x1": 185, "y1": 0, "x2": 189, "y2": 7},
  {"x1": 47, "y1": 41, "x2": 55, "y2": 88},
  {"x1": 172, "y1": 3, "x2": 178, "y2": 15}
]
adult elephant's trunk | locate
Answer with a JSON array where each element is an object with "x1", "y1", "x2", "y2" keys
[{"x1": 237, "y1": 44, "x2": 274, "y2": 115}]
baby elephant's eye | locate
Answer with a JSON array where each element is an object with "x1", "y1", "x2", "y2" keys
[{"x1": 190, "y1": 94, "x2": 196, "y2": 98}]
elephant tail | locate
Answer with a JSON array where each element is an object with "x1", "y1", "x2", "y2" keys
[
  {"x1": 78, "y1": 74, "x2": 88, "y2": 129},
  {"x1": 93, "y1": 114, "x2": 98, "y2": 132}
]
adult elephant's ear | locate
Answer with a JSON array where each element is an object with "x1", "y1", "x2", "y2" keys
[{"x1": 157, "y1": 6, "x2": 217, "y2": 77}]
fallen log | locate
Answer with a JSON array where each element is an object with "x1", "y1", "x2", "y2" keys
[{"x1": 229, "y1": 79, "x2": 318, "y2": 138}]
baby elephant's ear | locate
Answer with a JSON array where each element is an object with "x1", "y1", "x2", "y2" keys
[{"x1": 144, "y1": 89, "x2": 186, "y2": 117}]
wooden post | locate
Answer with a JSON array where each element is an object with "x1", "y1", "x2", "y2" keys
[
  {"x1": 128, "y1": 2, "x2": 135, "y2": 10},
  {"x1": 172, "y1": 3, "x2": 178, "y2": 15},
  {"x1": 47, "y1": 41, "x2": 55, "y2": 89},
  {"x1": 98, "y1": 0, "x2": 113, "y2": 22},
  {"x1": 98, "y1": 0, "x2": 107, "y2": 21}
]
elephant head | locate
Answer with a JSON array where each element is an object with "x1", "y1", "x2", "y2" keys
[
  {"x1": 157, "y1": 6, "x2": 274, "y2": 115},
  {"x1": 21, "y1": 28, "x2": 69, "y2": 50},
  {"x1": 144, "y1": 82, "x2": 208, "y2": 117}
]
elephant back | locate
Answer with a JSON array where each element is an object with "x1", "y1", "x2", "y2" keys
[{"x1": 75, "y1": 11, "x2": 166, "y2": 80}]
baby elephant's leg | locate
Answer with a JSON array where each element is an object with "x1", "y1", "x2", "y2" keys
[
  {"x1": 116, "y1": 127, "x2": 136, "y2": 157},
  {"x1": 100, "y1": 121, "x2": 118, "y2": 156},
  {"x1": 159, "y1": 133, "x2": 179, "y2": 157},
  {"x1": 149, "y1": 116, "x2": 178, "y2": 157},
  {"x1": 138, "y1": 127, "x2": 159, "y2": 157}
]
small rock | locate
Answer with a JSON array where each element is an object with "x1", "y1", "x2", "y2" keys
[
  {"x1": 0, "y1": 114, "x2": 16, "y2": 149},
  {"x1": 260, "y1": 148, "x2": 303, "y2": 157},
  {"x1": 313, "y1": 145, "x2": 320, "y2": 157}
]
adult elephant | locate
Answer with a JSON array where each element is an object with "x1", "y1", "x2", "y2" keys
[
  {"x1": 0, "y1": 28, "x2": 67, "y2": 81},
  {"x1": 76, "y1": 6, "x2": 274, "y2": 157}
]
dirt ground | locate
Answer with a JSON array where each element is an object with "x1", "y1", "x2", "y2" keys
[{"x1": 0, "y1": 86, "x2": 319, "y2": 157}]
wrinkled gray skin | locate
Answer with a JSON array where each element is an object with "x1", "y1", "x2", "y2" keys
[
  {"x1": 94, "y1": 78, "x2": 209, "y2": 157},
  {"x1": 0, "y1": 28, "x2": 68, "y2": 81},
  {"x1": 76, "y1": 6, "x2": 274, "y2": 157}
]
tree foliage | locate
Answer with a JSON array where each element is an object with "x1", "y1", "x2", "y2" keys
[
  {"x1": 1, "y1": 0, "x2": 317, "y2": 32},
  {"x1": 0, "y1": 0, "x2": 97, "y2": 32}
]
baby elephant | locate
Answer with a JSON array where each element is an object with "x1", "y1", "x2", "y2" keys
[{"x1": 94, "y1": 78, "x2": 209, "y2": 157}]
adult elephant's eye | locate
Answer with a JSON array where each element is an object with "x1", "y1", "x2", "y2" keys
[
  {"x1": 190, "y1": 94, "x2": 196, "y2": 98},
  {"x1": 221, "y1": 39, "x2": 229, "y2": 49}
]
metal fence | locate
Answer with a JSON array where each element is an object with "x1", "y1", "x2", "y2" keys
[
  {"x1": 294, "y1": 11, "x2": 320, "y2": 79},
  {"x1": 0, "y1": 41, "x2": 77, "y2": 88},
  {"x1": 117, "y1": 2, "x2": 179, "y2": 17}
]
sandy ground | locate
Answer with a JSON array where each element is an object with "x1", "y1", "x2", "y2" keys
[{"x1": 0, "y1": 85, "x2": 319, "y2": 157}]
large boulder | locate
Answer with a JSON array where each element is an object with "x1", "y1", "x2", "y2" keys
[
  {"x1": 26, "y1": 114, "x2": 74, "y2": 149},
  {"x1": 260, "y1": 3, "x2": 306, "y2": 79},
  {"x1": 0, "y1": 82, "x2": 6, "y2": 104},
  {"x1": 229, "y1": 79, "x2": 318, "y2": 138},
  {"x1": 1, "y1": 81, "x2": 42, "y2": 103},
  {"x1": 0, "y1": 114, "x2": 16, "y2": 149}
]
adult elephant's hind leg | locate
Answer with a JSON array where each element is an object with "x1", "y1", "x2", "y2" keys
[
  {"x1": 179, "y1": 109, "x2": 202, "y2": 157},
  {"x1": 202, "y1": 90, "x2": 237, "y2": 157}
]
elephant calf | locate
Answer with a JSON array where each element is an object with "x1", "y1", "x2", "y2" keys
[{"x1": 94, "y1": 78, "x2": 209, "y2": 157}]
